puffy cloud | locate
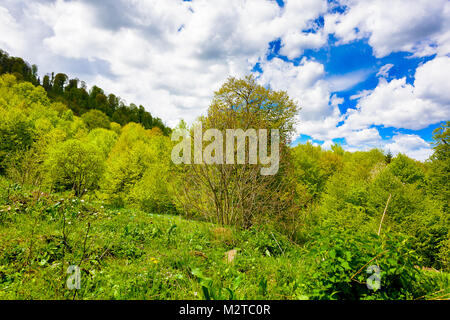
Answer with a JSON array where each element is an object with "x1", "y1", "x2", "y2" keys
[
  {"x1": 344, "y1": 57, "x2": 450, "y2": 131},
  {"x1": 324, "y1": 0, "x2": 450, "y2": 57},
  {"x1": 344, "y1": 78, "x2": 440, "y2": 130},
  {"x1": 384, "y1": 134, "x2": 433, "y2": 161},
  {"x1": 19, "y1": 0, "x2": 280, "y2": 124},
  {"x1": 345, "y1": 128, "x2": 382, "y2": 147},
  {"x1": 414, "y1": 56, "x2": 450, "y2": 106},
  {"x1": 292, "y1": 54, "x2": 449, "y2": 159},
  {"x1": 258, "y1": 57, "x2": 333, "y2": 122},
  {"x1": 322, "y1": 140, "x2": 334, "y2": 150},
  {"x1": 279, "y1": 31, "x2": 327, "y2": 59},
  {"x1": 0, "y1": 6, "x2": 27, "y2": 53}
]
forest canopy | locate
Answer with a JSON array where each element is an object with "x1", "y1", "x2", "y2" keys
[{"x1": 0, "y1": 49, "x2": 171, "y2": 135}]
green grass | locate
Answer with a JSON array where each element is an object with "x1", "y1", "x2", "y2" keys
[
  {"x1": 0, "y1": 187, "x2": 311, "y2": 299},
  {"x1": 0, "y1": 183, "x2": 448, "y2": 300}
]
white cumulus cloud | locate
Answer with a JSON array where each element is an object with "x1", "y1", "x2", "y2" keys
[{"x1": 384, "y1": 134, "x2": 433, "y2": 161}]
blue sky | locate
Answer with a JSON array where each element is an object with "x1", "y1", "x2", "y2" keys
[
  {"x1": 286, "y1": 39, "x2": 443, "y2": 146},
  {"x1": 0, "y1": 0, "x2": 449, "y2": 160}
]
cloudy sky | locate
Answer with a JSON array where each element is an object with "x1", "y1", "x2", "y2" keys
[{"x1": 1, "y1": 0, "x2": 449, "y2": 160}]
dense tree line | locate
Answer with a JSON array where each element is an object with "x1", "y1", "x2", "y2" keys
[{"x1": 0, "y1": 49, "x2": 171, "y2": 135}]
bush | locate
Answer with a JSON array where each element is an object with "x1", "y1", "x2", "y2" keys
[
  {"x1": 81, "y1": 110, "x2": 110, "y2": 130},
  {"x1": 303, "y1": 230, "x2": 423, "y2": 300},
  {"x1": 44, "y1": 139, "x2": 105, "y2": 196}
]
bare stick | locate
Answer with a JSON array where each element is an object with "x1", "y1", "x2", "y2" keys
[
  {"x1": 271, "y1": 232, "x2": 285, "y2": 256},
  {"x1": 73, "y1": 222, "x2": 91, "y2": 301},
  {"x1": 350, "y1": 250, "x2": 388, "y2": 281},
  {"x1": 377, "y1": 193, "x2": 391, "y2": 236}
]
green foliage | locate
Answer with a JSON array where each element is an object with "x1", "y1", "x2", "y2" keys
[
  {"x1": 304, "y1": 230, "x2": 423, "y2": 300},
  {"x1": 86, "y1": 128, "x2": 118, "y2": 158},
  {"x1": 0, "y1": 182, "x2": 448, "y2": 300},
  {"x1": 0, "y1": 49, "x2": 171, "y2": 134},
  {"x1": 431, "y1": 121, "x2": 449, "y2": 162},
  {"x1": 101, "y1": 123, "x2": 175, "y2": 212},
  {"x1": 438, "y1": 236, "x2": 450, "y2": 271},
  {"x1": 291, "y1": 142, "x2": 346, "y2": 206},
  {"x1": 81, "y1": 110, "x2": 111, "y2": 130},
  {"x1": 191, "y1": 267, "x2": 239, "y2": 300},
  {"x1": 0, "y1": 57, "x2": 448, "y2": 300},
  {"x1": 388, "y1": 153, "x2": 425, "y2": 184},
  {"x1": 427, "y1": 122, "x2": 449, "y2": 211},
  {"x1": 44, "y1": 139, "x2": 105, "y2": 196}
]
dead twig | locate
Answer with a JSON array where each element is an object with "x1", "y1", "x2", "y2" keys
[
  {"x1": 377, "y1": 194, "x2": 391, "y2": 236},
  {"x1": 350, "y1": 250, "x2": 388, "y2": 281},
  {"x1": 72, "y1": 222, "x2": 91, "y2": 301}
]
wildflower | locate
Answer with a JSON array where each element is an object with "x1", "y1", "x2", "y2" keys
[{"x1": 150, "y1": 257, "x2": 159, "y2": 264}]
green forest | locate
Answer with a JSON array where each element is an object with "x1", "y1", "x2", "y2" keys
[{"x1": 0, "y1": 50, "x2": 449, "y2": 300}]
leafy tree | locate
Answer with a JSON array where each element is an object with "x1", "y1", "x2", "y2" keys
[
  {"x1": 0, "y1": 74, "x2": 52, "y2": 173},
  {"x1": 42, "y1": 75, "x2": 51, "y2": 91},
  {"x1": 431, "y1": 121, "x2": 449, "y2": 161},
  {"x1": 0, "y1": 49, "x2": 172, "y2": 134},
  {"x1": 385, "y1": 150, "x2": 393, "y2": 164},
  {"x1": 110, "y1": 122, "x2": 122, "y2": 135},
  {"x1": 101, "y1": 123, "x2": 174, "y2": 210},
  {"x1": 427, "y1": 122, "x2": 449, "y2": 207},
  {"x1": 178, "y1": 75, "x2": 300, "y2": 230},
  {"x1": 44, "y1": 139, "x2": 104, "y2": 196},
  {"x1": 53, "y1": 73, "x2": 68, "y2": 94},
  {"x1": 127, "y1": 133, "x2": 175, "y2": 213},
  {"x1": 87, "y1": 128, "x2": 118, "y2": 158},
  {"x1": 0, "y1": 108, "x2": 34, "y2": 173},
  {"x1": 81, "y1": 109, "x2": 111, "y2": 130},
  {"x1": 388, "y1": 153, "x2": 425, "y2": 185}
]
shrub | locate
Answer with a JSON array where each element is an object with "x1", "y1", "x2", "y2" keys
[
  {"x1": 303, "y1": 230, "x2": 423, "y2": 300},
  {"x1": 81, "y1": 110, "x2": 110, "y2": 130},
  {"x1": 44, "y1": 139, "x2": 105, "y2": 196}
]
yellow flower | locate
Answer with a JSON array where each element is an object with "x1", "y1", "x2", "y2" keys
[{"x1": 149, "y1": 257, "x2": 159, "y2": 264}]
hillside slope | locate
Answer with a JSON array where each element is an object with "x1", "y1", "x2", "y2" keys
[{"x1": 1, "y1": 180, "x2": 448, "y2": 300}]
